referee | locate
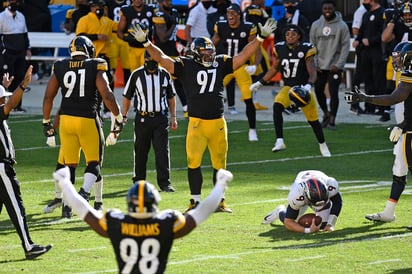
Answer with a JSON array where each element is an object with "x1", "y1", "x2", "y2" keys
[
  {"x1": 122, "y1": 51, "x2": 178, "y2": 192},
  {"x1": 0, "y1": 66, "x2": 52, "y2": 259}
]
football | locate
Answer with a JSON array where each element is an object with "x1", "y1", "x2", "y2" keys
[{"x1": 297, "y1": 213, "x2": 322, "y2": 228}]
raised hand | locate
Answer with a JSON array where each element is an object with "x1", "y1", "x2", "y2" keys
[
  {"x1": 258, "y1": 18, "x2": 277, "y2": 39},
  {"x1": 129, "y1": 23, "x2": 148, "y2": 44}
]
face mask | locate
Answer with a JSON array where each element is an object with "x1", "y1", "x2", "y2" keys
[
  {"x1": 202, "y1": 1, "x2": 212, "y2": 9},
  {"x1": 8, "y1": 2, "x2": 18, "y2": 12},
  {"x1": 144, "y1": 61, "x2": 158, "y2": 73},
  {"x1": 363, "y1": 3, "x2": 371, "y2": 11},
  {"x1": 285, "y1": 5, "x2": 297, "y2": 14}
]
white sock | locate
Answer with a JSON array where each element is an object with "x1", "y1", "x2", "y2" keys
[
  {"x1": 192, "y1": 195, "x2": 201, "y2": 202},
  {"x1": 182, "y1": 105, "x2": 187, "y2": 112},
  {"x1": 93, "y1": 179, "x2": 103, "y2": 203},
  {"x1": 55, "y1": 180, "x2": 63, "y2": 199},
  {"x1": 83, "y1": 173, "x2": 97, "y2": 193},
  {"x1": 383, "y1": 199, "x2": 397, "y2": 217}
]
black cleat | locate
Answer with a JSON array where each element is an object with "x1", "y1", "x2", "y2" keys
[{"x1": 25, "y1": 244, "x2": 53, "y2": 260}]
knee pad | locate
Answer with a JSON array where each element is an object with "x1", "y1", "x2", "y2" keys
[
  {"x1": 393, "y1": 175, "x2": 407, "y2": 185},
  {"x1": 85, "y1": 161, "x2": 101, "y2": 177}
]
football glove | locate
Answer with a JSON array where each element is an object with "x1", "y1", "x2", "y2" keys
[
  {"x1": 110, "y1": 113, "x2": 123, "y2": 135},
  {"x1": 389, "y1": 126, "x2": 403, "y2": 143},
  {"x1": 105, "y1": 132, "x2": 118, "y2": 146},
  {"x1": 302, "y1": 84, "x2": 312, "y2": 92},
  {"x1": 129, "y1": 23, "x2": 148, "y2": 44},
  {"x1": 250, "y1": 79, "x2": 265, "y2": 92},
  {"x1": 43, "y1": 121, "x2": 56, "y2": 137},
  {"x1": 46, "y1": 136, "x2": 56, "y2": 147},
  {"x1": 245, "y1": 65, "x2": 257, "y2": 75},
  {"x1": 258, "y1": 18, "x2": 277, "y2": 40},
  {"x1": 344, "y1": 86, "x2": 369, "y2": 104}
]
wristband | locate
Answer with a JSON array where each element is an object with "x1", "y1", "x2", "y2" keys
[
  {"x1": 143, "y1": 41, "x2": 150, "y2": 48},
  {"x1": 256, "y1": 35, "x2": 264, "y2": 42},
  {"x1": 304, "y1": 227, "x2": 311, "y2": 234},
  {"x1": 20, "y1": 84, "x2": 26, "y2": 90},
  {"x1": 327, "y1": 214, "x2": 338, "y2": 228},
  {"x1": 42, "y1": 119, "x2": 51, "y2": 124}
]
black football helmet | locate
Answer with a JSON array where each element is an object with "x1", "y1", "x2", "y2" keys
[
  {"x1": 190, "y1": 37, "x2": 216, "y2": 67},
  {"x1": 400, "y1": 2, "x2": 412, "y2": 27},
  {"x1": 127, "y1": 180, "x2": 161, "y2": 219},
  {"x1": 69, "y1": 36, "x2": 96, "y2": 58},
  {"x1": 401, "y1": 42, "x2": 412, "y2": 73},
  {"x1": 288, "y1": 85, "x2": 311, "y2": 107},
  {"x1": 303, "y1": 177, "x2": 329, "y2": 210},
  {"x1": 392, "y1": 41, "x2": 411, "y2": 71}
]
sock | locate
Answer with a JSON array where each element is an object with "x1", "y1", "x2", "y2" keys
[
  {"x1": 83, "y1": 173, "x2": 97, "y2": 193},
  {"x1": 55, "y1": 181, "x2": 63, "y2": 199},
  {"x1": 383, "y1": 199, "x2": 397, "y2": 217},
  {"x1": 93, "y1": 179, "x2": 103, "y2": 203},
  {"x1": 192, "y1": 195, "x2": 201, "y2": 202}
]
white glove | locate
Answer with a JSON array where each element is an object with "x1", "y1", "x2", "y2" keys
[
  {"x1": 250, "y1": 80, "x2": 264, "y2": 92},
  {"x1": 302, "y1": 84, "x2": 312, "y2": 92},
  {"x1": 46, "y1": 136, "x2": 56, "y2": 147},
  {"x1": 245, "y1": 65, "x2": 257, "y2": 75},
  {"x1": 129, "y1": 23, "x2": 148, "y2": 44},
  {"x1": 258, "y1": 18, "x2": 277, "y2": 40},
  {"x1": 105, "y1": 132, "x2": 118, "y2": 146},
  {"x1": 389, "y1": 126, "x2": 403, "y2": 143}
]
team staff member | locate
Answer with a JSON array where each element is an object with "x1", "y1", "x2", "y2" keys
[
  {"x1": 76, "y1": 0, "x2": 118, "y2": 118},
  {"x1": 152, "y1": 0, "x2": 188, "y2": 117},
  {"x1": 0, "y1": 66, "x2": 53, "y2": 260},
  {"x1": 129, "y1": 17, "x2": 277, "y2": 212},
  {"x1": 262, "y1": 170, "x2": 342, "y2": 233},
  {"x1": 212, "y1": 4, "x2": 260, "y2": 142},
  {"x1": 122, "y1": 52, "x2": 177, "y2": 193},
  {"x1": 117, "y1": 0, "x2": 155, "y2": 71},
  {"x1": 42, "y1": 36, "x2": 123, "y2": 218},
  {"x1": 0, "y1": 0, "x2": 31, "y2": 112},
  {"x1": 250, "y1": 25, "x2": 331, "y2": 157},
  {"x1": 53, "y1": 166, "x2": 233, "y2": 273}
]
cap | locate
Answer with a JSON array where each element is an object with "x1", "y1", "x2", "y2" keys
[
  {"x1": 0, "y1": 86, "x2": 13, "y2": 98},
  {"x1": 88, "y1": 0, "x2": 106, "y2": 7},
  {"x1": 227, "y1": 3, "x2": 241, "y2": 14}
]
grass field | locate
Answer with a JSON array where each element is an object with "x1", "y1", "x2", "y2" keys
[{"x1": 1, "y1": 114, "x2": 412, "y2": 273}]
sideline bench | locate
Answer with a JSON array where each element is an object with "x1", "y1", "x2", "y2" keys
[{"x1": 28, "y1": 32, "x2": 75, "y2": 62}]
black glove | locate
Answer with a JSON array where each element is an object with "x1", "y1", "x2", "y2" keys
[
  {"x1": 43, "y1": 122, "x2": 56, "y2": 137},
  {"x1": 111, "y1": 117, "x2": 123, "y2": 135},
  {"x1": 344, "y1": 86, "x2": 369, "y2": 104}
]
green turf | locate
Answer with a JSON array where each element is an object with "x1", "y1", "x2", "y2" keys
[{"x1": 1, "y1": 115, "x2": 411, "y2": 273}]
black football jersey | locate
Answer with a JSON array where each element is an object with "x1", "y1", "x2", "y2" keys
[
  {"x1": 120, "y1": 5, "x2": 155, "y2": 48},
  {"x1": 102, "y1": 209, "x2": 186, "y2": 274},
  {"x1": 53, "y1": 58, "x2": 108, "y2": 118},
  {"x1": 106, "y1": 0, "x2": 131, "y2": 22},
  {"x1": 152, "y1": 9, "x2": 179, "y2": 56},
  {"x1": 274, "y1": 41, "x2": 316, "y2": 87},
  {"x1": 214, "y1": 21, "x2": 257, "y2": 56},
  {"x1": 173, "y1": 55, "x2": 233, "y2": 119},
  {"x1": 399, "y1": 73, "x2": 412, "y2": 131}
]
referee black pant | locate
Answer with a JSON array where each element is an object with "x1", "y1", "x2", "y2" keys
[
  {"x1": 0, "y1": 163, "x2": 34, "y2": 252},
  {"x1": 132, "y1": 114, "x2": 171, "y2": 189}
]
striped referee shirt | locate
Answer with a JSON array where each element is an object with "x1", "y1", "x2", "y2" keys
[
  {"x1": 0, "y1": 106, "x2": 15, "y2": 160},
  {"x1": 123, "y1": 66, "x2": 176, "y2": 113}
]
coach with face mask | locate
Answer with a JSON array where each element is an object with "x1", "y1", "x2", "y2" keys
[
  {"x1": 185, "y1": 0, "x2": 214, "y2": 46},
  {"x1": 275, "y1": 0, "x2": 310, "y2": 42},
  {"x1": 122, "y1": 51, "x2": 178, "y2": 193}
]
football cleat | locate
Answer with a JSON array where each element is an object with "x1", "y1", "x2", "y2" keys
[
  {"x1": 365, "y1": 212, "x2": 396, "y2": 222},
  {"x1": 248, "y1": 129, "x2": 258, "y2": 142},
  {"x1": 262, "y1": 204, "x2": 286, "y2": 224},
  {"x1": 62, "y1": 204, "x2": 73, "y2": 219},
  {"x1": 272, "y1": 140, "x2": 286, "y2": 152},
  {"x1": 228, "y1": 106, "x2": 238, "y2": 115},
  {"x1": 94, "y1": 202, "x2": 103, "y2": 211},
  {"x1": 25, "y1": 244, "x2": 53, "y2": 260},
  {"x1": 319, "y1": 143, "x2": 331, "y2": 157},
  {"x1": 215, "y1": 198, "x2": 232, "y2": 213},
  {"x1": 43, "y1": 198, "x2": 62, "y2": 213},
  {"x1": 78, "y1": 188, "x2": 90, "y2": 202},
  {"x1": 183, "y1": 199, "x2": 200, "y2": 214}
]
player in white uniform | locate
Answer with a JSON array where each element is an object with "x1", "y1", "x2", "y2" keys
[{"x1": 262, "y1": 170, "x2": 342, "y2": 233}]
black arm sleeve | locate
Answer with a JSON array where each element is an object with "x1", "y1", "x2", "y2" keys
[{"x1": 330, "y1": 192, "x2": 343, "y2": 217}]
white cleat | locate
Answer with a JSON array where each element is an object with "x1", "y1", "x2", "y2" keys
[
  {"x1": 262, "y1": 205, "x2": 286, "y2": 224},
  {"x1": 365, "y1": 212, "x2": 395, "y2": 222},
  {"x1": 43, "y1": 198, "x2": 62, "y2": 213},
  {"x1": 248, "y1": 129, "x2": 258, "y2": 141},
  {"x1": 272, "y1": 140, "x2": 286, "y2": 152},
  {"x1": 319, "y1": 142, "x2": 331, "y2": 157}
]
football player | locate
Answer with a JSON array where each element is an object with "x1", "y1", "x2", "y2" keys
[
  {"x1": 42, "y1": 36, "x2": 123, "y2": 218},
  {"x1": 262, "y1": 170, "x2": 342, "y2": 233},
  {"x1": 53, "y1": 166, "x2": 233, "y2": 273},
  {"x1": 128, "y1": 17, "x2": 277, "y2": 213},
  {"x1": 348, "y1": 42, "x2": 412, "y2": 224},
  {"x1": 212, "y1": 3, "x2": 260, "y2": 141},
  {"x1": 250, "y1": 25, "x2": 331, "y2": 156}
]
